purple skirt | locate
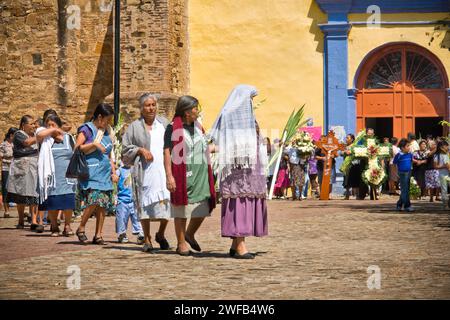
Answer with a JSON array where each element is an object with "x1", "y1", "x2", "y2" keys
[{"x1": 221, "y1": 197, "x2": 268, "y2": 238}]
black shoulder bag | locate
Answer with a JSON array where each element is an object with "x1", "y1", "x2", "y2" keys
[{"x1": 66, "y1": 144, "x2": 89, "y2": 181}]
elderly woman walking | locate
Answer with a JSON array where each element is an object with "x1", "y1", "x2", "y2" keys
[
  {"x1": 75, "y1": 103, "x2": 117, "y2": 244},
  {"x1": 210, "y1": 84, "x2": 269, "y2": 259},
  {"x1": 122, "y1": 93, "x2": 172, "y2": 253},
  {"x1": 164, "y1": 95, "x2": 216, "y2": 256},
  {"x1": 7, "y1": 115, "x2": 41, "y2": 231},
  {"x1": 0, "y1": 127, "x2": 18, "y2": 218}
]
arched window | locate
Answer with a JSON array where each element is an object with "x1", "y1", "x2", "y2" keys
[{"x1": 364, "y1": 50, "x2": 444, "y2": 89}]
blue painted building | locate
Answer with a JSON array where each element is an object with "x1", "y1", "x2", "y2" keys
[{"x1": 316, "y1": 0, "x2": 449, "y2": 139}]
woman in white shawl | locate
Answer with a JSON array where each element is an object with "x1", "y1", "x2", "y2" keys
[{"x1": 210, "y1": 84, "x2": 268, "y2": 259}]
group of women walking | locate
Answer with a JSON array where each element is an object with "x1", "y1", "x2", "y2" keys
[{"x1": 1, "y1": 84, "x2": 269, "y2": 259}]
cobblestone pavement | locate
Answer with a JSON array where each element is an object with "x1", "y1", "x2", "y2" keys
[{"x1": 0, "y1": 196, "x2": 449, "y2": 300}]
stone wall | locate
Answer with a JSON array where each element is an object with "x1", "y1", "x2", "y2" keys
[
  {"x1": 108, "y1": 0, "x2": 189, "y2": 122},
  {"x1": 0, "y1": 0, "x2": 189, "y2": 138}
]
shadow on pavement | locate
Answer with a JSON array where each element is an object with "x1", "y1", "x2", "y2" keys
[{"x1": 297, "y1": 201, "x2": 445, "y2": 214}]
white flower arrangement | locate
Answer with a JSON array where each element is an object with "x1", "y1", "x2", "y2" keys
[
  {"x1": 367, "y1": 138, "x2": 377, "y2": 147},
  {"x1": 363, "y1": 159, "x2": 386, "y2": 186},
  {"x1": 353, "y1": 147, "x2": 368, "y2": 158},
  {"x1": 290, "y1": 131, "x2": 315, "y2": 156},
  {"x1": 378, "y1": 146, "x2": 391, "y2": 157}
]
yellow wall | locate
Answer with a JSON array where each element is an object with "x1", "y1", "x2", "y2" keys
[
  {"x1": 348, "y1": 13, "x2": 450, "y2": 88},
  {"x1": 188, "y1": 0, "x2": 327, "y2": 137},
  {"x1": 189, "y1": 2, "x2": 449, "y2": 136}
]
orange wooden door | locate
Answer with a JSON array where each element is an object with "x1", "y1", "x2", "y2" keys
[{"x1": 356, "y1": 43, "x2": 448, "y2": 138}]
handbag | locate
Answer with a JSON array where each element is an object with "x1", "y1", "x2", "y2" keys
[{"x1": 66, "y1": 147, "x2": 89, "y2": 181}]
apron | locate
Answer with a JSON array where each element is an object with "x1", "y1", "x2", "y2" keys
[{"x1": 79, "y1": 122, "x2": 113, "y2": 191}]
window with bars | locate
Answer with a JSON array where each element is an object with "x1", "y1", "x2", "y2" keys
[{"x1": 364, "y1": 50, "x2": 444, "y2": 89}]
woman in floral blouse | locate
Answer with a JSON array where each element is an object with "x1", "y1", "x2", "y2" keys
[{"x1": 0, "y1": 127, "x2": 18, "y2": 218}]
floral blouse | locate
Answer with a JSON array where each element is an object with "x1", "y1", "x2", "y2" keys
[{"x1": 0, "y1": 141, "x2": 13, "y2": 172}]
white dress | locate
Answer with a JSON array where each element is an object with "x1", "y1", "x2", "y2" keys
[{"x1": 139, "y1": 119, "x2": 172, "y2": 220}]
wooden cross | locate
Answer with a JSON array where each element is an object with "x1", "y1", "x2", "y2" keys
[{"x1": 315, "y1": 130, "x2": 346, "y2": 200}]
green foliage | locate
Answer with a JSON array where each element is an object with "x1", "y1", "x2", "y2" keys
[
  {"x1": 112, "y1": 112, "x2": 125, "y2": 166},
  {"x1": 409, "y1": 177, "x2": 422, "y2": 199},
  {"x1": 267, "y1": 105, "x2": 307, "y2": 169}
]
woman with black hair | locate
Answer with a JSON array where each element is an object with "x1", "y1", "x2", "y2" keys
[
  {"x1": 75, "y1": 103, "x2": 118, "y2": 244},
  {"x1": 36, "y1": 114, "x2": 76, "y2": 237},
  {"x1": 163, "y1": 95, "x2": 216, "y2": 255},
  {"x1": 7, "y1": 115, "x2": 41, "y2": 230},
  {"x1": 0, "y1": 127, "x2": 18, "y2": 218}
]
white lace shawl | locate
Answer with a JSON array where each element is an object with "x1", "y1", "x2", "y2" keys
[{"x1": 209, "y1": 84, "x2": 267, "y2": 181}]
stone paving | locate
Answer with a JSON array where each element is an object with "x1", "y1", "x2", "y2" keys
[{"x1": 0, "y1": 197, "x2": 449, "y2": 300}]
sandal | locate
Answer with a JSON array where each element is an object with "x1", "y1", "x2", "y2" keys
[
  {"x1": 155, "y1": 233, "x2": 171, "y2": 250},
  {"x1": 92, "y1": 236, "x2": 106, "y2": 245},
  {"x1": 62, "y1": 227, "x2": 74, "y2": 237},
  {"x1": 76, "y1": 229, "x2": 89, "y2": 244},
  {"x1": 185, "y1": 234, "x2": 201, "y2": 252},
  {"x1": 142, "y1": 243, "x2": 156, "y2": 253},
  {"x1": 50, "y1": 226, "x2": 60, "y2": 237},
  {"x1": 176, "y1": 248, "x2": 192, "y2": 256},
  {"x1": 234, "y1": 252, "x2": 255, "y2": 260}
]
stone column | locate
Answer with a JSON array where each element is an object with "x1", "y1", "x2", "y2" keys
[{"x1": 105, "y1": 0, "x2": 189, "y2": 122}]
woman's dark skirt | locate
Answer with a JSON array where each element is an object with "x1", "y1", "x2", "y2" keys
[
  {"x1": 38, "y1": 193, "x2": 76, "y2": 211},
  {"x1": 1, "y1": 170, "x2": 9, "y2": 200},
  {"x1": 344, "y1": 163, "x2": 362, "y2": 189},
  {"x1": 7, "y1": 193, "x2": 39, "y2": 206}
]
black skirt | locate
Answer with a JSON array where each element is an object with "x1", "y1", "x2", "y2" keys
[
  {"x1": 344, "y1": 162, "x2": 362, "y2": 188},
  {"x1": 7, "y1": 192, "x2": 39, "y2": 205}
]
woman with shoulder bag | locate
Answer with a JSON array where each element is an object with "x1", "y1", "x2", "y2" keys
[{"x1": 74, "y1": 103, "x2": 118, "y2": 245}]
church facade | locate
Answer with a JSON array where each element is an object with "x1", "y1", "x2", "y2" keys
[
  {"x1": 0, "y1": 0, "x2": 449, "y2": 141},
  {"x1": 190, "y1": 0, "x2": 450, "y2": 139}
]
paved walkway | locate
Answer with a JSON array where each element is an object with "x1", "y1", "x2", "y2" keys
[{"x1": 0, "y1": 197, "x2": 449, "y2": 299}]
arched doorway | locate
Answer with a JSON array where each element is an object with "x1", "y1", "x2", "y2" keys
[{"x1": 355, "y1": 42, "x2": 449, "y2": 139}]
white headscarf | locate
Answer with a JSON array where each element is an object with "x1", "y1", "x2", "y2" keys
[{"x1": 209, "y1": 84, "x2": 267, "y2": 181}]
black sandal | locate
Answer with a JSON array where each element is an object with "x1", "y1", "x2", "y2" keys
[
  {"x1": 185, "y1": 234, "x2": 201, "y2": 252},
  {"x1": 176, "y1": 248, "x2": 192, "y2": 256},
  {"x1": 155, "y1": 233, "x2": 171, "y2": 250},
  {"x1": 92, "y1": 236, "x2": 105, "y2": 245},
  {"x1": 76, "y1": 229, "x2": 88, "y2": 244},
  {"x1": 234, "y1": 252, "x2": 255, "y2": 260},
  {"x1": 62, "y1": 227, "x2": 74, "y2": 237},
  {"x1": 50, "y1": 225, "x2": 60, "y2": 237}
]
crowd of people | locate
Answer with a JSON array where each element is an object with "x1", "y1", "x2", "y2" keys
[
  {"x1": 268, "y1": 128, "x2": 450, "y2": 211},
  {"x1": 0, "y1": 85, "x2": 269, "y2": 259},
  {"x1": 0, "y1": 84, "x2": 448, "y2": 258}
]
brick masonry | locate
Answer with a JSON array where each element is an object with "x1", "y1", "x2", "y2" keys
[{"x1": 0, "y1": 0, "x2": 189, "y2": 137}]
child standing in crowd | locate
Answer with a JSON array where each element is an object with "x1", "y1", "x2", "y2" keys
[
  {"x1": 434, "y1": 140, "x2": 450, "y2": 209},
  {"x1": 308, "y1": 154, "x2": 320, "y2": 198},
  {"x1": 425, "y1": 140, "x2": 440, "y2": 202},
  {"x1": 273, "y1": 154, "x2": 290, "y2": 199},
  {"x1": 393, "y1": 139, "x2": 414, "y2": 212},
  {"x1": 115, "y1": 163, "x2": 144, "y2": 243}
]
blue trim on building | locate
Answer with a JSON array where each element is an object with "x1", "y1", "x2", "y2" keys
[
  {"x1": 315, "y1": 0, "x2": 449, "y2": 14},
  {"x1": 319, "y1": 20, "x2": 352, "y2": 135}
]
